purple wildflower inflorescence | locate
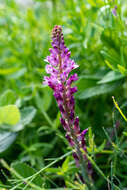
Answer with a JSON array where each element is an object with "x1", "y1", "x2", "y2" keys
[
  {"x1": 112, "y1": 5, "x2": 117, "y2": 16},
  {"x1": 43, "y1": 25, "x2": 89, "y2": 168}
]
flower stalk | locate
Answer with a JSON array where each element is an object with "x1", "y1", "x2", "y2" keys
[{"x1": 43, "y1": 25, "x2": 93, "y2": 188}]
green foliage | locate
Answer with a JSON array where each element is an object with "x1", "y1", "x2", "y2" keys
[
  {"x1": 0, "y1": 105, "x2": 20, "y2": 125},
  {"x1": 76, "y1": 82, "x2": 121, "y2": 99},
  {"x1": 0, "y1": 0, "x2": 127, "y2": 189},
  {"x1": 0, "y1": 131, "x2": 17, "y2": 153},
  {"x1": 11, "y1": 162, "x2": 43, "y2": 188}
]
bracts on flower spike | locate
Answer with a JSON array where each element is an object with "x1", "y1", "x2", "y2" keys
[{"x1": 43, "y1": 25, "x2": 92, "y2": 187}]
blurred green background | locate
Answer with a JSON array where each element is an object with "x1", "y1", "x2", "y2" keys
[{"x1": 0, "y1": 0, "x2": 127, "y2": 189}]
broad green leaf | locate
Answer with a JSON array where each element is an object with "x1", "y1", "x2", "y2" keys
[
  {"x1": 0, "y1": 131, "x2": 17, "y2": 153},
  {"x1": 12, "y1": 106, "x2": 36, "y2": 131},
  {"x1": 35, "y1": 89, "x2": 52, "y2": 112},
  {"x1": 0, "y1": 105, "x2": 20, "y2": 125},
  {"x1": 11, "y1": 162, "x2": 42, "y2": 187},
  {"x1": 76, "y1": 82, "x2": 121, "y2": 99},
  {"x1": 0, "y1": 90, "x2": 16, "y2": 106},
  {"x1": 98, "y1": 71, "x2": 124, "y2": 84},
  {"x1": 20, "y1": 106, "x2": 36, "y2": 126}
]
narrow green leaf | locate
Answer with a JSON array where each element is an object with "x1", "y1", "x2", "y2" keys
[
  {"x1": 117, "y1": 64, "x2": 127, "y2": 75},
  {"x1": 11, "y1": 162, "x2": 42, "y2": 187},
  {"x1": 0, "y1": 68, "x2": 19, "y2": 75},
  {"x1": 62, "y1": 156, "x2": 70, "y2": 173},
  {"x1": 98, "y1": 71, "x2": 124, "y2": 84},
  {"x1": 7, "y1": 68, "x2": 27, "y2": 79},
  {"x1": 76, "y1": 82, "x2": 121, "y2": 100}
]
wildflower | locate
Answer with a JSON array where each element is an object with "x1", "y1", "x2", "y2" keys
[
  {"x1": 43, "y1": 25, "x2": 90, "y2": 175},
  {"x1": 112, "y1": 5, "x2": 117, "y2": 16}
]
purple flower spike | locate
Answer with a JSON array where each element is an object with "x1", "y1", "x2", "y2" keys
[
  {"x1": 43, "y1": 25, "x2": 79, "y2": 132},
  {"x1": 65, "y1": 133, "x2": 75, "y2": 147},
  {"x1": 112, "y1": 5, "x2": 117, "y2": 16},
  {"x1": 43, "y1": 25, "x2": 90, "y2": 172},
  {"x1": 73, "y1": 152, "x2": 80, "y2": 167}
]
